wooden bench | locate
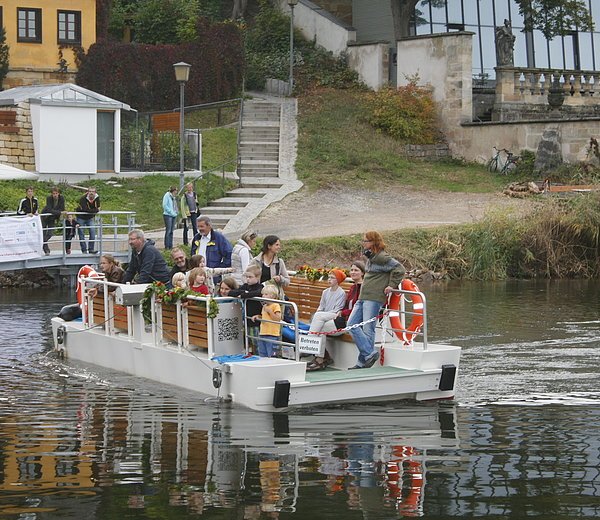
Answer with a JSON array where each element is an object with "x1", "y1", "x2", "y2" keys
[
  {"x1": 161, "y1": 303, "x2": 209, "y2": 349},
  {"x1": 92, "y1": 294, "x2": 128, "y2": 331},
  {"x1": 286, "y1": 276, "x2": 355, "y2": 343}
]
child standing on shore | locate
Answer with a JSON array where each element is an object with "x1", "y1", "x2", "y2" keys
[
  {"x1": 188, "y1": 267, "x2": 210, "y2": 295},
  {"x1": 64, "y1": 213, "x2": 78, "y2": 254},
  {"x1": 253, "y1": 284, "x2": 281, "y2": 357}
]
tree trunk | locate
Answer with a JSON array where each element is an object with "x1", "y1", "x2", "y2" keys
[
  {"x1": 391, "y1": 0, "x2": 419, "y2": 40},
  {"x1": 232, "y1": 0, "x2": 248, "y2": 19}
]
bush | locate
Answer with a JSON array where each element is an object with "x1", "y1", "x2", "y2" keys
[
  {"x1": 77, "y1": 19, "x2": 245, "y2": 111},
  {"x1": 366, "y1": 83, "x2": 441, "y2": 144},
  {"x1": 0, "y1": 27, "x2": 9, "y2": 90}
]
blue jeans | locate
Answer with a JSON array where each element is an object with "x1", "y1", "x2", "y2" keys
[
  {"x1": 163, "y1": 215, "x2": 176, "y2": 249},
  {"x1": 258, "y1": 335, "x2": 278, "y2": 357},
  {"x1": 77, "y1": 217, "x2": 96, "y2": 253},
  {"x1": 348, "y1": 300, "x2": 380, "y2": 366}
]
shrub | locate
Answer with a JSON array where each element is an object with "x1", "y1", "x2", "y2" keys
[
  {"x1": 0, "y1": 27, "x2": 9, "y2": 90},
  {"x1": 77, "y1": 19, "x2": 245, "y2": 111},
  {"x1": 366, "y1": 83, "x2": 441, "y2": 144}
]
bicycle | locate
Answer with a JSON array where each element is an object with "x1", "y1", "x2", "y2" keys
[{"x1": 487, "y1": 147, "x2": 520, "y2": 174}]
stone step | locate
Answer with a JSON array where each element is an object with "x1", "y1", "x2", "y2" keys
[
  {"x1": 206, "y1": 216, "x2": 231, "y2": 227},
  {"x1": 226, "y1": 188, "x2": 270, "y2": 198},
  {"x1": 200, "y1": 206, "x2": 240, "y2": 215},
  {"x1": 240, "y1": 180, "x2": 283, "y2": 189},
  {"x1": 239, "y1": 165, "x2": 279, "y2": 173},
  {"x1": 239, "y1": 153, "x2": 279, "y2": 161},
  {"x1": 240, "y1": 130, "x2": 280, "y2": 137},
  {"x1": 240, "y1": 170, "x2": 279, "y2": 179},
  {"x1": 240, "y1": 141, "x2": 279, "y2": 147},
  {"x1": 208, "y1": 197, "x2": 249, "y2": 208},
  {"x1": 240, "y1": 159, "x2": 278, "y2": 166}
]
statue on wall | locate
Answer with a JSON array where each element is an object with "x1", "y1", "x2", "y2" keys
[{"x1": 495, "y1": 19, "x2": 516, "y2": 67}]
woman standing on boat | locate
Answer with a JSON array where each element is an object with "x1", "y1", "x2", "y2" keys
[
  {"x1": 252, "y1": 235, "x2": 289, "y2": 299},
  {"x1": 348, "y1": 231, "x2": 405, "y2": 370},
  {"x1": 231, "y1": 230, "x2": 258, "y2": 284}
]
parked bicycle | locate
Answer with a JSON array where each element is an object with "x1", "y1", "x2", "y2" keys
[{"x1": 487, "y1": 146, "x2": 520, "y2": 174}]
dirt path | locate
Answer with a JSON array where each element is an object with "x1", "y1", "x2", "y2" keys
[{"x1": 249, "y1": 186, "x2": 528, "y2": 239}]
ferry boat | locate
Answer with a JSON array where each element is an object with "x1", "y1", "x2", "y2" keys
[{"x1": 51, "y1": 274, "x2": 461, "y2": 412}]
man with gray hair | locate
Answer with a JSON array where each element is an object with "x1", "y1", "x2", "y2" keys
[
  {"x1": 190, "y1": 216, "x2": 233, "y2": 284},
  {"x1": 122, "y1": 229, "x2": 171, "y2": 284}
]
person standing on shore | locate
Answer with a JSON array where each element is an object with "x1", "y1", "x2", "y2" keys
[
  {"x1": 162, "y1": 186, "x2": 179, "y2": 250},
  {"x1": 180, "y1": 182, "x2": 199, "y2": 246},
  {"x1": 41, "y1": 187, "x2": 65, "y2": 255},
  {"x1": 16, "y1": 186, "x2": 38, "y2": 216},
  {"x1": 347, "y1": 231, "x2": 405, "y2": 370},
  {"x1": 76, "y1": 187, "x2": 100, "y2": 254}
]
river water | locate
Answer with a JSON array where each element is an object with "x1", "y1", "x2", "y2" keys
[{"x1": 0, "y1": 280, "x2": 599, "y2": 519}]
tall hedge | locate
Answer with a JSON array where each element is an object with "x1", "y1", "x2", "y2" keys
[{"x1": 76, "y1": 19, "x2": 245, "y2": 111}]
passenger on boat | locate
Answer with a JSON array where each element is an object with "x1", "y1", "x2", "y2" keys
[
  {"x1": 306, "y1": 262, "x2": 365, "y2": 371},
  {"x1": 253, "y1": 284, "x2": 282, "y2": 357},
  {"x1": 172, "y1": 272, "x2": 187, "y2": 289},
  {"x1": 169, "y1": 247, "x2": 191, "y2": 280},
  {"x1": 229, "y1": 265, "x2": 264, "y2": 351},
  {"x1": 347, "y1": 231, "x2": 405, "y2": 370},
  {"x1": 190, "y1": 216, "x2": 233, "y2": 281},
  {"x1": 231, "y1": 230, "x2": 258, "y2": 284},
  {"x1": 188, "y1": 267, "x2": 210, "y2": 295},
  {"x1": 122, "y1": 229, "x2": 171, "y2": 285},
  {"x1": 218, "y1": 277, "x2": 238, "y2": 296},
  {"x1": 88, "y1": 254, "x2": 125, "y2": 298},
  {"x1": 188, "y1": 254, "x2": 234, "y2": 294},
  {"x1": 252, "y1": 235, "x2": 290, "y2": 300}
]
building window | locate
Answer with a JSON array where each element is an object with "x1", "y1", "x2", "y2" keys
[
  {"x1": 57, "y1": 10, "x2": 81, "y2": 45},
  {"x1": 17, "y1": 7, "x2": 42, "y2": 43}
]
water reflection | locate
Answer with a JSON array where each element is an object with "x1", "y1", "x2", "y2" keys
[{"x1": 0, "y1": 281, "x2": 599, "y2": 518}]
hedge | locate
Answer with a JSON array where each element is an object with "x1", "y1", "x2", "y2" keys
[{"x1": 76, "y1": 19, "x2": 245, "y2": 111}]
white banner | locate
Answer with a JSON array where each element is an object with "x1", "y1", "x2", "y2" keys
[{"x1": 0, "y1": 215, "x2": 44, "y2": 262}]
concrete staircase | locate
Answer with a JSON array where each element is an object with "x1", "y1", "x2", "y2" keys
[{"x1": 198, "y1": 100, "x2": 284, "y2": 229}]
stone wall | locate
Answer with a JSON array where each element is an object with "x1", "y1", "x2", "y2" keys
[
  {"x1": 0, "y1": 103, "x2": 36, "y2": 171},
  {"x1": 402, "y1": 143, "x2": 451, "y2": 159},
  {"x1": 4, "y1": 70, "x2": 76, "y2": 90}
]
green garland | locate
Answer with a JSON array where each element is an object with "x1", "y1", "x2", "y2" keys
[
  {"x1": 295, "y1": 265, "x2": 349, "y2": 282},
  {"x1": 140, "y1": 282, "x2": 219, "y2": 323}
]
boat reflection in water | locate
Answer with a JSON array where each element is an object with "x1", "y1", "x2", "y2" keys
[{"x1": 0, "y1": 389, "x2": 459, "y2": 517}]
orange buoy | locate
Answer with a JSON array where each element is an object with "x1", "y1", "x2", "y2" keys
[
  {"x1": 388, "y1": 279, "x2": 424, "y2": 345},
  {"x1": 76, "y1": 265, "x2": 102, "y2": 305}
]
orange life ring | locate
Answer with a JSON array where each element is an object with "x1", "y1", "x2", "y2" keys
[
  {"x1": 388, "y1": 279, "x2": 424, "y2": 345},
  {"x1": 76, "y1": 265, "x2": 103, "y2": 305}
]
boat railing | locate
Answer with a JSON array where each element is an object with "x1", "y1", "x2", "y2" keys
[
  {"x1": 82, "y1": 279, "x2": 301, "y2": 361},
  {"x1": 386, "y1": 286, "x2": 428, "y2": 351},
  {"x1": 243, "y1": 295, "x2": 300, "y2": 361}
]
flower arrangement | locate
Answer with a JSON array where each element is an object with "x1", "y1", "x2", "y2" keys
[
  {"x1": 295, "y1": 265, "x2": 348, "y2": 282},
  {"x1": 140, "y1": 282, "x2": 219, "y2": 323}
]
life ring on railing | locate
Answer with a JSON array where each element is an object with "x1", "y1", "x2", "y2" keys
[
  {"x1": 388, "y1": 279, "x2": 424, "y2": 345},
  {"x1": 76, "y1": 265, "x2": 103, "y2": 305}
]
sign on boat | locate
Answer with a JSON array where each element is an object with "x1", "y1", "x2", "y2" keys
[{"x1": 51, "y1": 274, "x2": 461, "y2": 412}]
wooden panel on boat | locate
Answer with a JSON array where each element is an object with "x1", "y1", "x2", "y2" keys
[
  {"x1": 161, "y1": 303, "x2": 209, "y2": 349},
  {"x1": 287, "y1": 277, "x2": 354, "y2": 342},
  {"x1": 92, "y1": 295, "x2": 128, "y2": 332}
]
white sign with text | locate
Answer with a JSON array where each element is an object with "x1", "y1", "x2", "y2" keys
[
  {"x1": 298, "y1": 334, "x2": 325, "y2": 357},
  {"x1": 0, "y1": 215, "x2": 43, "y2": 263}
]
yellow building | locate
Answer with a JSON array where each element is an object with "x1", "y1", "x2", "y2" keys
[{"x1": 1, "y1": 0, "x2": 96, "y2": 88}]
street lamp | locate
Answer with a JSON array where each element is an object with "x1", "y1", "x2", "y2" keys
[
  {"x1": 173, "y1": 61, "x2": 191, "y2": 190},
  {"x1": 288, "y1": 0, "x2": 298, "y2": 95}
]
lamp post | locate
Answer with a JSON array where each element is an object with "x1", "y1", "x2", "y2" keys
[
  {"x1": 173, "y1": 62, "x2": 191, "y2": 191},
  {"x1": 288, "y1": 0, "x2": 298, "y2": 96}
]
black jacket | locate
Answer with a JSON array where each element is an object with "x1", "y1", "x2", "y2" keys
[
  {"x1": 17, "y1": 196, "x2": 38, "y2": 215},
  {"x1": 42, "y1": 194, "x2": 65, "y2": 224},
  {"x1": 123, "y1": 240, "x2": 171, "y2": 284},
  {"x1": 76, "y1": 194, "x2": 100, "y2": 221}
]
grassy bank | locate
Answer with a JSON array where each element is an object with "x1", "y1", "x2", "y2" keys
[
  {"x1": 0, "y1": 174, "x2": 236, "y2": 231},
  {"x1": 280, "y1": 194, "x2": 600, "y2": 280},
  {"x1": 296, "y1": 89, "x2": 512, "y2": 192}
]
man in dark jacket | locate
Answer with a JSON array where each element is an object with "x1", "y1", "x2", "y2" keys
[
  {"x1": 190, "y1": 216, "x2": 232, "y2": 283},
  {"x1": 122, "y1": 229, "x2": 171, "y2": 285},
  {"x1": 16, "y1": 186, "x2": 38, "y2": 216},
  {"x1": 76, "y1": 187, "x2": 101, "y2": 254},
  {"x1": 41, "y1": 187, "x2": 65, "y2": 255}
]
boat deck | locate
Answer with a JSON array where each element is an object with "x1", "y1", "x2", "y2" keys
[{"x1": 305, "y1": 365, "x2": 423, "y2": 383}]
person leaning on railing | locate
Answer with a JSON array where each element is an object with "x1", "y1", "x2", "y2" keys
[
  {"x1": 41, "y1": 186, "x2": 65, "y2": 255},
  {"x1": 122, "y1": 229, "x2": 171, "y2": 285},
  {"x1": 88, "y1": 254, "x2": 124, "y2": 298}
]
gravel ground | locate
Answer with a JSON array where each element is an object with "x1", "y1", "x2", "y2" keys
[{"x1": 249, "y1": 186, "x2": 529, "y2": 239}]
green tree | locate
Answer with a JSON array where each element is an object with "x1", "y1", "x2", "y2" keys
[
  {"x1": 0, "y1": 27, "x2": 9, "y2": 91},
  {"x1": 392, "y1": 0, "x2": 593, "y2": 39}
]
